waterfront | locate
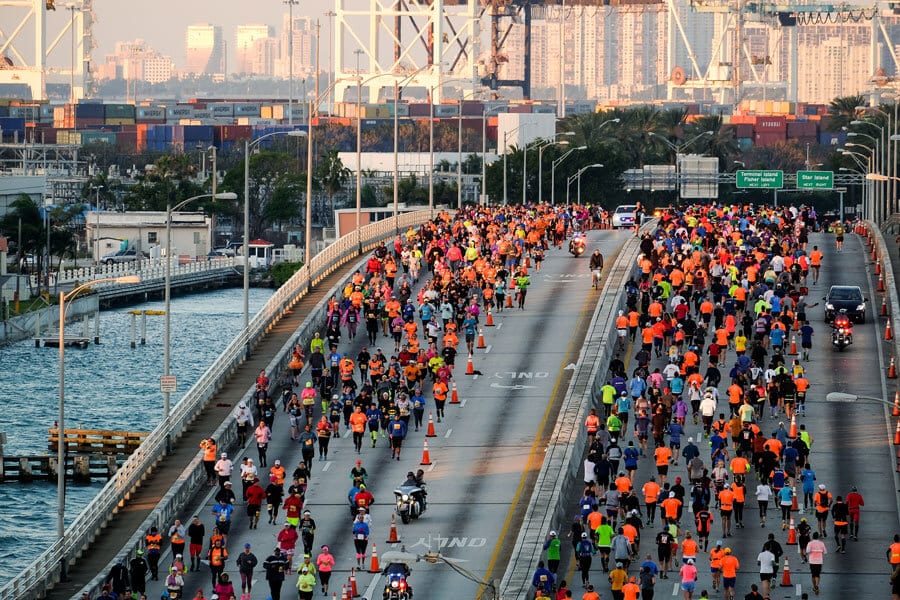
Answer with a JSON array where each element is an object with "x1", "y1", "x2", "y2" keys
[{"x1": 0, "y1": 286, "x2": 273, "y2": 586}]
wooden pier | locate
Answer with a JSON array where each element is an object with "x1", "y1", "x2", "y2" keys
[{"x1": 0, "y1": 429, "x2": 148, "y2": 482}]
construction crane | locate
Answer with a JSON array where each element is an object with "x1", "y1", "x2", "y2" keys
[{"x1": 0, "y1": 0, "x2": 95, "y2": 101}]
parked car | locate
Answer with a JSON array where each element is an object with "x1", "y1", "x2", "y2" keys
[
  {"x1": 99, "y1": 248, "x2": 146, "y2": 265},
  {"x1": 611, "y1": 205, "x2": 638, "y2": 229},
  {"x1": 824, "y1": 285, "x2": 867, "y2": 323}
]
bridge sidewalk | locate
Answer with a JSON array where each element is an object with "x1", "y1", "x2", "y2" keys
[{"x1": 44, "y1": 268, "x2": 350, "y2": 599}]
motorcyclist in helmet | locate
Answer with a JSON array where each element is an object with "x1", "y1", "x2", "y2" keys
[
  {"x1": 403, "y1": 471, "x2": 417, "y2": 487},
  {"x1": 568, "y1": 232, "x2": 586, "y2": 255},
  {"x1": 833, "y1": 309, "x2": 851, "y2": 331},
  {"x1": 382, "y1": 563, "x2": 413, "y2": 599}
]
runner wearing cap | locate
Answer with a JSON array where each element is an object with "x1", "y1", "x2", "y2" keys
[
  {"x1": 679, "y1": 558, "x2": 698, "y2": 600},
  {"x1": 543, "y1": 530, "x2": 561, "y2": 574},
  {"x1": 721, "y1": 548, "x2": 739, "y2": 600},
  {"x1": 575, "y1": 531, "x2": 594, "y2": 587}
]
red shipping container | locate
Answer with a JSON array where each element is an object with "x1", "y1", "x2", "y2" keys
[
  {"x1": 754, "y1": 131, "x2": 786, "y2": 147},
  {"x1": 408, "y1": 103, "x2": 431, "y2": 117},
  {"x1": 215, "y1": 125, "x2": 253, "y2": 142},
  {"x1": 755, "y1": 116, "x2": 786, "y2": 132},
  {"x1": 509, "y1": 105, "x2": 532, "y2": 113},
  {"x1": 734, "y1": 123, "x2": 754, "y2": 138},
  {"x1": 461, "y1": 101, "x2": 484, "y2": 116}
]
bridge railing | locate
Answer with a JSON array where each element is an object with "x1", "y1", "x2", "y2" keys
[
  {"x1": 0, "y1": 210, "x2": 434, "y2": 600},
  {"x1": 30, "y1": 257, "x2": 242, "y2": 290}
]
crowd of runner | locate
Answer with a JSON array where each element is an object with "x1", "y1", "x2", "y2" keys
[
  {"x1": 531, "y1": 205, "x2": 894, "y2": 600},
  {"x1": 100, "y1": 206, "x2": 591, "y2": 600}
]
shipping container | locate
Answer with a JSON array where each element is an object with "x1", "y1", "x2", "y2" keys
[
  {"x1": 209, "y1": 103, "x2": 235, "y2": 117},
  {"x1": 104, "y1": 103, "x2": 136, "y2": 119},
  {"x1": 166, "y1": 106, "x2": 195, "y2": 119},
  {"x1": 234, "y1": 103, "x2": 262, "y2": 117},
  {"x1": 786, "y1": 121, "x2": 817, "y2": 138},
  {"x1": 434, "y1": 104, "x2": 458, "y2": 118},
  {"x1": 819, "y1": 131, "x2": 846, "y2": 146},
  {"x1": 0, "y1": 117, "x2": 26, "y2": 134},
  {"x1": 215, "y1": 125, "x2": 253, "y2": 142},
  {"x1": 74, "y1": 103, "x2": 104, "y2": 118},
  {"x1": 509, "y1": 104, "x2": 533, "y2": 114},
  {"x1": 734, "y1": 123, "x2": 754, "y2": 138},
  {"x1": 106, "y1": 118, "x2": 136, "y2": 126},
  {"x1": 755, "y1": 116, "x2": 786, "y2": 132},
  {"x1": 136, "y1": 107, "x2": 166, "y2": 121},
  {"x1": 461, "y1": 101, "x2": 484, "y2": 116},
  {"x1": 408, "y1": 103, "x2": 431, "y2": 117},
  {"x1": 754, "y1": 131, "x2": 785, "y2": 147}
]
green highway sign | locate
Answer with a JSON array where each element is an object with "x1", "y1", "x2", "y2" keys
[
  {"x1": 736, "y1": 170, "x2": 784, "y2": 189},
  {"x1": 797, "y1": 170, "x2": 834, "y2": 190}
]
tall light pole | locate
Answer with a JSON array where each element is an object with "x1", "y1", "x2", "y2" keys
[
  {"x1": 482, "y1": 105, "x2": 505, "y2": 206},
  {"x1": 567, "y1": 164, "x2": 603, "y2": 205},
  {"x1": 164, "y1": 192, "x2": 236, "y2": 453},
  {"x1": 325, "y1": 10, "x2": 337, "y2": 115},
  {"x1": 537, "y1": 139, "x2": 570, "y2": 204},
  {"x1": 502, "y1": 125, "x2": 522, "y2": 206},
  {"x1": 305, "y1": 77, "x2": 358, "y2": 267},
  {"x1": 392, "y1": 69, "x2": 428, "y2": 230},
  {"x1": 244, "y1": 130, "x2": 306, "y2": 354},
  {"x1": 284, "y1": 0, "x2": 299, "y2": 126},
  {"x1": 57, "y1": 275, "x2": 140, "y2": 579},
  {"x1": 66, "y1": 3, "x2": 78, "y2": 106},
  {"x1": 550, "y1": 146, "x2": 585, "y2": 205},
  {"x1": 525, "y1": 132, "x2": 573, "y2": 205}
]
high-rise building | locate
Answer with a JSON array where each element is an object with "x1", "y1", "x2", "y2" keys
[
  {"x1": 95, "y1": 39, "x2": 174, "y2": 84},
  {"x1": 276, "y1": 14, "x2": 316, "y2": 79},
  {"x1": 185, "y1": 24, "x2": 225, "y2": 77},
  {"x1": 797, "y1": 25, "x2": 870, "y2": 103},
  {"x1": 236, "y1": 25, "x2": 275, "y2": 76}
]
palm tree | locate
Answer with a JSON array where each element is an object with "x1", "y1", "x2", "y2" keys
[
  {"x1": 316, "y1": 148, "x2": 350, "y2": 216},
  {"x1": 685, "y1": 115, "x2": 740, "y2": 169},
  {"x1": 827, "y1": 95, "x2": 865, "y2": 132}
]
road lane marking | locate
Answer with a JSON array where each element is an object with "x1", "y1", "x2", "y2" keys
[
  {"x1": 445, "y1": 428, "x2": 453, "y2": 438},
  {"x1": 477, "y1": 249, "x2": 603, "y2": 599},
  {"x1": 496, "y1": 322, "x2": 503, "y2": 330},
  {"x1": 460, "y1": 398, "x2": 467, "y2": 407},
  {"x1": 485, "y1": 345, "x2": 492, "y2": 354},
  {"x1": 672, "y1": 582, "x2": 679, "y2": 596},
  {"x1": 364, "y1": 572, "x2": 382, "y2": 600},
  {"x1": 427, "y1": 461, "x2": 437, "y2": 472},
  {"x1": 322, "y1": 461, "x2": 331, "y2": 472}
]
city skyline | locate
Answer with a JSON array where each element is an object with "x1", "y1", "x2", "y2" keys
[{"x1": 92, "y1": 0, "x2": 329, "y2": 70}]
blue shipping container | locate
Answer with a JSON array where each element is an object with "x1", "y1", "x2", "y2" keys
[
  {"x1": 75, "y1": 103, "x2": 104, "y2": 118},
  {"x1": 818, "y1": 131, "x2": 847, "y2": 147},
  {"x1": 0, "y1": 117, "x2": 26, "y2": 132}
]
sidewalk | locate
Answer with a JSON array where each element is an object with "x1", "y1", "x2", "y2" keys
[{"x1": 44, "y1": 264, "x2": 354, "y2": 600}]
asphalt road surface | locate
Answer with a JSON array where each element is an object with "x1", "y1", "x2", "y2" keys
[{"x1": 139, "y1": 229, "x2": 631, "y2": 600}]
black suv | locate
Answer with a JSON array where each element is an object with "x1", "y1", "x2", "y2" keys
[{"x1": 824, "y1": 285, "x2": 867, "y2": 323}]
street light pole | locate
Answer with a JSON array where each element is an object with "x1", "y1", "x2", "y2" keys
[
  {"x1": 164, "y1": 192, "x2": 236, "y2": 453},
  {"x1": 285, "y1": 0, "x2": 299, "y2": 126},
  {"x1": 58, "y1": 274, "x2": 140, "y2": 580},
  {"x1": 243, "y1": 131, "x2": 305, "y2": 351},
  {"x1": 550, "y1": 146, "x2": 585, "y2": 206}
]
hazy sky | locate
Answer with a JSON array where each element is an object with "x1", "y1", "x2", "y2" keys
[{"x1": 91, "y1": 0, "x2": 328, "y2": 68}]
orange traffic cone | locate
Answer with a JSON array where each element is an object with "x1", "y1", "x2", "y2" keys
[
  {"x1": 879, "y1": 273, "x2": 886, "y2": 292},
  {"x1": 386, "y1": 514, "x2": 401, "y2": 544},
  {"x1": 477, "y1": 327, "x2": 486, "y2": 349},
  {"x1": 368, "y1": 544, "x2": 380, "y2": 573},
  {"x1": 887, "y1": 320, "x2": 894, "y2": 341},
  {"x1": 873, "y1": 244, "x2": 878, "y2": 261},
  {"x1": 877, "y1": 259, "x2": 882, "y2": 275},
  {"x1": 505, "y1": 293, "x2": 513, "y2": 308},
  {"x1": 332, "y1": 592, "x2": 338, "y2": 600},
  {"x1": 895, "y1": 391, "x2": 900, "y2": 416},
  {"x1": 465, "y1": 354, "x2": 475, "y2": 375},
  {"x1": 485, "y1": 309, "x2": 494, "y2": 327},
  {"x1": 341, "y1": 584, "x2": 350, "y2": 600},
  {"x1": 883, "y1": 297, "x2": 889, "y2": 317},
  {"x1": 450, "y1": 380, "x2": 460, "y2": 404},
  {"x1": 780, "y1": 557, "x2": 792, "y2": 587},
  {"x1": 791, "y1": 486, "x2": 798, "y2": 511},
  {"x1": 426, "y1": 412, "x2": 437, "y2": 437},
  {"x1": 789, "y1": 414, "x2": 797, "y2": 439},
  {"x1": 788, "y1": 335, "x2": 798, "y2": 356},
  {"x1": 889, "y1": 357, "x2": 897, "y2": 379},
  {"x1": 420, "y1": 440, "x2": 432, "y2": 465},
  {"x1": 787, "y1": 517, "x2": 797, "y2": 545},
  {"x1": 349, "y1": 567, "x2": 360, "y2": 597},
  {"x1": 894, "y1": 421, "x2": 900, "y2": 445}
]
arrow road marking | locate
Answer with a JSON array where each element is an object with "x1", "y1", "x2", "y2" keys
[{"x1": 490, "y1": 382, "x2": 537, "y2": 390}]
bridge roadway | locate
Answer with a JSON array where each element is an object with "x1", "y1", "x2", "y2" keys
[
  {"x1": 67, "y1": 225, "x2": 900, "y2": 600},
  {"x1": 125, "y1": 228, "x2": 631, "y2": 600}
]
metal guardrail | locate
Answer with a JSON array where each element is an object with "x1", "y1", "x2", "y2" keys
[
  {"x1": 30, "y1": 257, "x2": 242, "y2": 291},
  {"x1": 0, "y1": 210, "x2": 433, "y2": 600}
]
